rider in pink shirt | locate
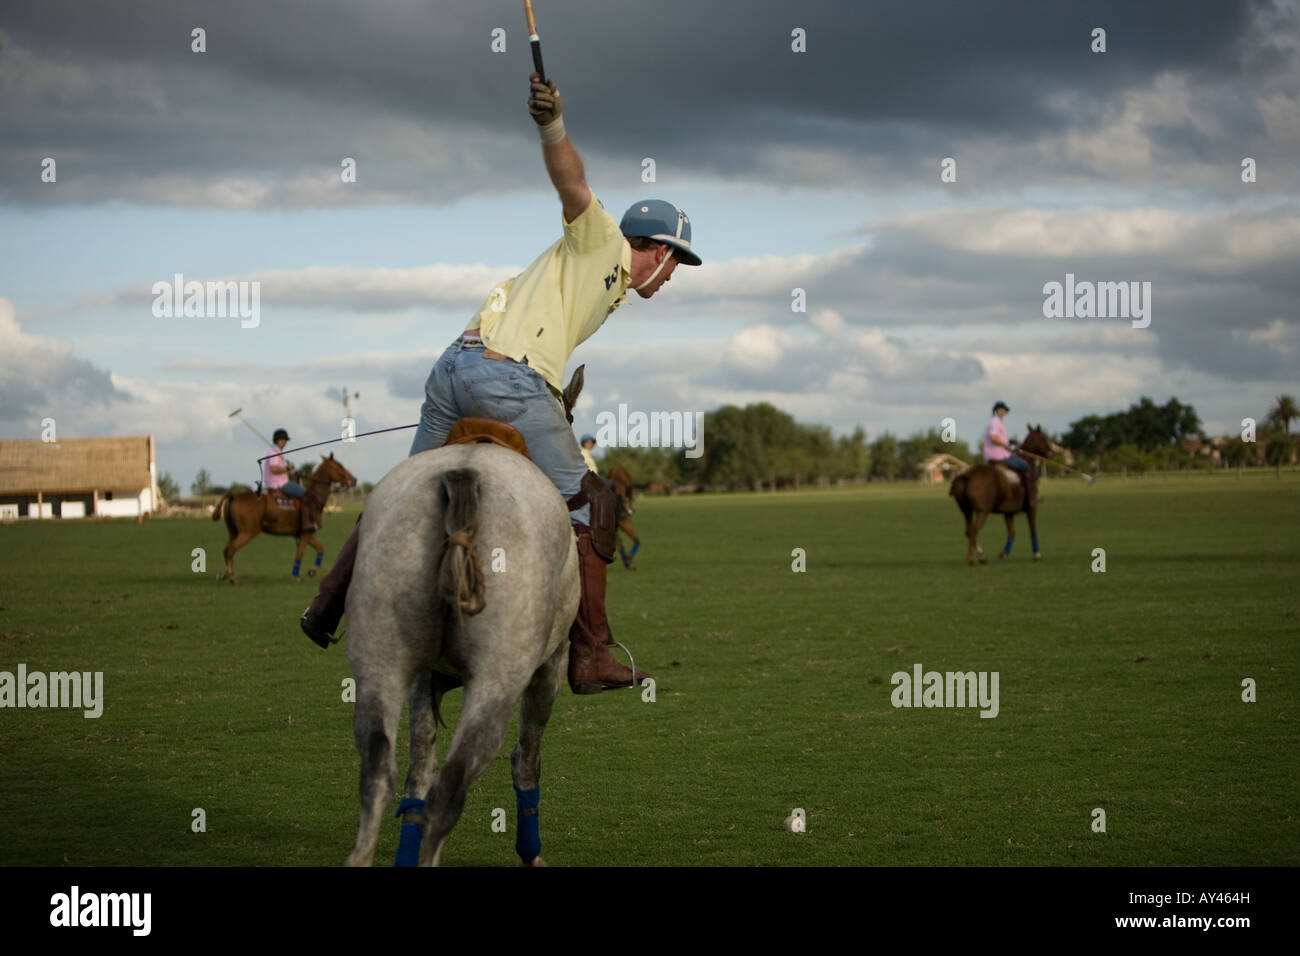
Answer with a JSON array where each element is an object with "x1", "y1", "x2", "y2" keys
[
  {"x1": 984, "y1": 402, "x2": 1039, "y2": 506},
  {"x1": 265, "y1": 428, "x2": 317, "y2": 532}
]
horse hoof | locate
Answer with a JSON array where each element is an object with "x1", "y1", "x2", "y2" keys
[
  {"x1": 978, "y1": 555, "x2": 988, "y2": 564},
  {"x1": 1034, "y1": 552, "x2": 1043, "y2": 561},
  {"x1": 308, "y1": 569, "x2": 317, "y2": 578},
  {"x1": 517, "y1": 855, "x2": 548, "y2": 867},
  {"x1": 997, "y1": 552, "x2": 1008, "y2": 561}
]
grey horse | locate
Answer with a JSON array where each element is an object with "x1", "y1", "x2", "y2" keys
[{"x1": 343, "y1": 442, "x2": 580, "y2": 867}]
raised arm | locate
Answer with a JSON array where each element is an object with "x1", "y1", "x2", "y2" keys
[{"x1": 528, "y1": 73, "x2": 592, "y2": 224}]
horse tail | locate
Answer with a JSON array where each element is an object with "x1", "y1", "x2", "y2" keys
[
  {"x1": 212, "y1": 492, "x2": 232, "y2": 523},
  {"x1": 437, "y1": 469, "x2": 487, "y2": 619},
  {"x1": 949, "y1": 473, "x2": 973, "y2": 521}
]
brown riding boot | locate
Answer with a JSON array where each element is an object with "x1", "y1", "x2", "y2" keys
[
  {"x1": 300, "y1": 520, "x2": 360, "y2": 649},
  {"x1": 568, "y1": 527, "x2": 651, "y2": 694}
]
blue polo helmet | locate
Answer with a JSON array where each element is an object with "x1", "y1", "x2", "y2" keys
[{"x1": 620, "y1": 200, "x2": 702, "y2": 266}]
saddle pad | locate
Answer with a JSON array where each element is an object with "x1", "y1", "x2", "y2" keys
[
  {"x1": 995, "y1": 464, "x2": 1021, "y2": 485},
  {"x1": 444, "y1": 418, "x2": 531, "y2": 459}
]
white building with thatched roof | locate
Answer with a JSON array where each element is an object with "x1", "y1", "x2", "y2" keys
[
  {"x1": 0, "y1": 436, "x2": 161, "y2": 519},
  {"x1": 918, "y1": 452, "x2": 970, "y2": 485}
]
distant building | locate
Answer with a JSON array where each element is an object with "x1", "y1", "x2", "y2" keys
[
  {"x1": 918, "y1": 453, "x2": 970, "y2": 485},
  {"x1": 0, "y1": 436, "x2": 161, "y2": 519}
]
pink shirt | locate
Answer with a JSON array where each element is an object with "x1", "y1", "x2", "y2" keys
[
  {"x1": 984, "y1": 416, "x2": 1011, "y2": 462},
  {"x1": 264, "y1": 452, "x2": 289, "y2": 489}
]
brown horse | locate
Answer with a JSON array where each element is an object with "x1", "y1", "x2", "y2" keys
[
  {"x1": 948, "y1": 426, "x2": 1052, "y2": 566},
  {"x1": 606, "y1": 465, "x2": 640, "y2": 570},
  {"x1": 212, "y1": 453, "x2": 357, "y2": 583}
]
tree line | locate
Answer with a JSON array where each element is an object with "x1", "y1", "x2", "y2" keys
[
  {"x1": 158, "y1": 394, "x2": 1297, "y2": 500},
  {"x1": 600, "y1": 402, "x2": 976, "y2": 490},
  {"x1": 1061, "y1": 394, "x2": 1297, "y2": 475}
]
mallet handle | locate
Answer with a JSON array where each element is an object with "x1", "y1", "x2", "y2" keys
[{"x1": 523, "y1": 0, "x2": 547, "y2": 83}]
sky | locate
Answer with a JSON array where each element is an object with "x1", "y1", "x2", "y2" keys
[{"x1": 2, "y1": 0, "x2": 1297, "y2": 488}]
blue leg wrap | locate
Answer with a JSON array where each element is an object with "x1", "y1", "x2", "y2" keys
[
  {"x1": 292, "y1": 558, "x2": 301, "y2": 577},
  {"x1": 629, "y1": 541, "x2": 639, "y2": 557},
  {"x1": 514, "y1": 785, "x2": 541, "y2": 862},
  {"x1": 314, "y1": 551, "x2": 323, "y2": 567},
  {"x1": 1031, "y1": 535, "x2": 1039, "y2": 552},
  {"x1": 393, "y1": 797, "x2": 425, "y2": 868},
  {"x1": 1003, "y1": 537, "x2": 1013, "y2": 555}
]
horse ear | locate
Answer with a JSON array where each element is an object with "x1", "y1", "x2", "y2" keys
[{"x1": 329, "y1": 452, "x2": 335, "y2": 459}]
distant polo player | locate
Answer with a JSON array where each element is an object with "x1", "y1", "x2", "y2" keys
[
  {"x1": 265, "y1": 428, "x2": 318, "y2": 534},
  {"x1": 579, "y1": 435, "x2": 599, "y2": 474},
  {"x1": 300, "y1": 71, "x2": 702, "y2": 694},
  {"x1": 983, "y1": 401, "x2": 1039, "y2": 507}
]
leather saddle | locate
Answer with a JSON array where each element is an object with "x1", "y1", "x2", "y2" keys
[
  {"x1": 994, "y1": 463, "x2": 1021, "y2": 486},
  {"x1": 267, "y1": 488, "x2": 300, "y2": 508},
  {"x1": 444, "y1": 418, "x2": 530, "y2": 459}
]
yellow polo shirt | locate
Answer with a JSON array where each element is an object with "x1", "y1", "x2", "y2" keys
[{"x1": 468, "y1": 195, "x2": 631, "y2": 393}]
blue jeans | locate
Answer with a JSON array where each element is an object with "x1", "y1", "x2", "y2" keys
[
  {"x1": 409, "y1": 336, "x2": 590, "y2": 524},
  {"x1": 1002, "y1": 454, "x2": 1029, "y2": 474},
  {"x1": 280, "y1": 481, "x2": 307, "y2": 497}
]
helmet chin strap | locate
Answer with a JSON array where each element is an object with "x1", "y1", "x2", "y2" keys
[{"x1": 634, "y1": 245, "x2": 672, "y2": 291}]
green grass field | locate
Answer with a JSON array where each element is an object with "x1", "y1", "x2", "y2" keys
[{"x1": 1, "y1": 473, "x2": 1297, "y2": 866}]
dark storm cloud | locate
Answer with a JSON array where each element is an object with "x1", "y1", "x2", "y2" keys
[{"x1": 1, "y1": 0, "x2": 1292, "y2": 205}]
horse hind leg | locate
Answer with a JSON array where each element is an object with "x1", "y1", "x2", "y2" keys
[
  {"x1": 345, "y1": 671, "x2": 405, "y2": 867},
  {"x1": 510, "y1": 643, "x2": 567, "y2": 867},
  {"x1": 219, "y1": 530, "x2": 257, "y2": 583},
  {"x1": 419, "y1": 684, "x2": 518, "y2": 867},
  {"x1": 393, "y1": 671, "x2": 441, "y2": 868}
]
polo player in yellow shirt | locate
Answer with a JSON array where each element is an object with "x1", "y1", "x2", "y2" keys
[{"x1": 301, "y1": 72, "x2": 701, "y2": 695}]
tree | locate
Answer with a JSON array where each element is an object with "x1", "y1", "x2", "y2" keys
[
  {"x1": 835, "y1": 427, "x2": 871, "y2": 480},
  {"x1": 869, "y1": 433, "x2": 900, "y2": 480},
  {"x1": 1222, "y1": 437, "x2": 1254, "y2": 474},
  {"x1": 1063, "y1": 396, "x2": 1201, "y2": 458},
  {"x1": 191, "y1": 468, "x2": 213, "y2": 496},
  {"x1": 158, "y1": 471, "x2": 179, "y2": 501},
  {"x1": 1100, "y1": 443, "x2": 1154, "y2": 476},
  {"x1": 1266, "y1": 395, "x2": 1298, "y2": 475},
  {"x1": 1268, "y1": 394, "x2": 1298, "y2": 437}
]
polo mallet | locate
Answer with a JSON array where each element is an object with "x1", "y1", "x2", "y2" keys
[
  {"x1": 228, "y1": 408, "x2": 278, "y2": 451},
  {"x1": 523, "y1": 0, "x2": 547, "y2": 84},
  {"x1": 1018, "y1": 447, "x2": 1095, "y2": 484}
]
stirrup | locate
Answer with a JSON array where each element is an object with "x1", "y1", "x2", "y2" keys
[{"x1": 607, "y1": 640, "x2": 644, "y2": 688}]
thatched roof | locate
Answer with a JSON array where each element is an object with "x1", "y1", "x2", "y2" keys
[
  {"x1": 918, "y1": 453, "x2": 970, "y2": 472},
  {"x1": 0, "y1": 436, "x2": 155, "y2": 494}
]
